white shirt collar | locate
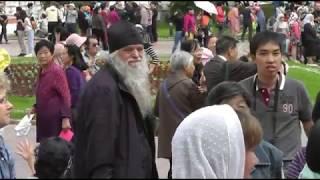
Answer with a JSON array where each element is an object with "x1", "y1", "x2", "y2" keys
[
  {"x1": 217, "y1": 55, "x2": 227, "y2": 62},
  {"x1": 253, "y1": 73, "x2": 286, "y2": 91}
]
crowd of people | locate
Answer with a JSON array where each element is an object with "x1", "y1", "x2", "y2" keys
[
  {"x1": 169, "y1": 1, "x2": 320, "y2": 65},
  {"x1": 1, "y1": 1, "x2": 320, "y2": 179}
]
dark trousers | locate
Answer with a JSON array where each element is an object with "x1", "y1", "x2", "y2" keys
[
  {"x1": 168, "y1": 158, "x2": 172, "y2": 179},
  {"x1": 198, "y1": 27, "x2": 209, "y2": 47},
  {"x1": 241, "y1": 23, "x2": 253, "y2": 42},
  {"x1": 147, "y1": 25, "x2": 153, "y2": 43},
  {"x1": 92, "y1": 29, "x2": 108, "y2": 50},
  {"x1": 0, "y1": 24, "x2": 7, "y2": 42},
  {"x1": 151, "y1": 23, "x2": 158, "y2": 42},
  {"x1": 48, "y1": 22, "x2": 59, "y2": 43},
  {"x1": 65, "y1": 23, "x2": 77, "y2": 34}
]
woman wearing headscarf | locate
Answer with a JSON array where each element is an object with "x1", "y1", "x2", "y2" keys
[
  {"x1": 206, "y1": 81, "x2": 284, "y2": 178},
  {"x1": 288, "y1": 12, "x2": 301, "y2": 60},
  {"x1": 273, "y1": 13, "x2": 290, "y2": 58},
  {"x1": 154, "y1": 51, "x2": 206, "y2": 178},
  {"x1": 301, "y1": 14, "x2": 320, "y2": 64},
  {"x1": 172, "y1": 104, "x2": 260, "y2": 178}
]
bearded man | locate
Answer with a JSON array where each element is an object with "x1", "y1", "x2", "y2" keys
[{"x1": 74, "y1": 21, "x2": 158, "y2": 178}]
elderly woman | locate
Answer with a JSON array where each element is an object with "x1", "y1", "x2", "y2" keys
[
  {"x1": 172, "y1": 104, "x2": 262, "y2": 178},
  {"x1": 154, "y1": 51, "x2": 206, "y2": 178},
  {"x1": 31, "y1": 40, "x2": 72, "y2": 142},
  {"x1": 0, "y1": 72, "x2": 15, "y2": 179}
]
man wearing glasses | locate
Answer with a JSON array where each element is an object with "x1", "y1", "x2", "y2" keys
[{"x1": 82, "y1": 36, "x2": 100, "y2": 75}]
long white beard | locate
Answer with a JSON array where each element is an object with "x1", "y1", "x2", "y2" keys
[{"x1": 109, "y1": 52, "x2": 152, "y2": 118}]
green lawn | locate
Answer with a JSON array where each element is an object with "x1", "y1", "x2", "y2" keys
[
  {"x1": 287, "y1": 61, "x2": 320, "y2": 104},
  {"x1": 9, "y1": 95, "x2": 35, "y2": 120}
]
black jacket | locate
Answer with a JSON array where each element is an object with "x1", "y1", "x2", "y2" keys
[
  {"x1": 301, "y1": 23, "x2": 320, "y2": 57},
  {"x1": 204, "y1": 55, "x2": 257, "y2": 92},
  {"x1": 74, "y1": 64, "x2": 158, "y2": 178}
]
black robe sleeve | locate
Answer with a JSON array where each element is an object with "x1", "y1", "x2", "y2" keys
[{"x1": 83, "y1": 85, "x2": 120, "y2": 178}]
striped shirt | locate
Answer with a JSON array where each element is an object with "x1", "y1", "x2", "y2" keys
[
  {"x1": 286, "y1": 147, "x2": 306, "y2": 179},
  {"x1": 144, "y1": 43, "x2": 159, "y2": 64}
]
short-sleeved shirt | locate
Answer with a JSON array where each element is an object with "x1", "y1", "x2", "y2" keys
[
  {"x1": 240, "y1": 73, "x2": 312, "y2": 160},
  {"x1": 0, "y1": 136, "x2": 15, "y2": 179}
]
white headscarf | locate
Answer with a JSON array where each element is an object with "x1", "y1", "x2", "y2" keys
[
  {"x1": 303, "y1": 13, "x2": 315, "y2": 26},
  {"x1": 288, "y1": 12, "x2": 299, "y2": 26},
  {"x1": 172, "y1": 104, "x2": 245, "y2": 179},
  {"x1": 275, "y1": 13, "x2": 288, "y2": 29}
]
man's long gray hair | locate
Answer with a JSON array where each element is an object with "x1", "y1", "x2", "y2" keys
[{"x1": 109, "y1": 51, "x2": 152, "y2": 118}]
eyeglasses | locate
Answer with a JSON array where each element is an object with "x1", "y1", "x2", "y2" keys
[{"x1": 91, "y1": 43, "x2": 99, "y2": 47}]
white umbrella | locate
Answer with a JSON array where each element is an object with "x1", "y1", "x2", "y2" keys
[{"x1": 194, "y1": 1, "x2": 217, "y2": 15}]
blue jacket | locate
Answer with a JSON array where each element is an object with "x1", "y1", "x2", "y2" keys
[
  {"x1": 0, "y1": 136, "x2": 15, "y2": 179},
  {"x1": 251, "y1": 140, "x2": 283, "y2": 179}
]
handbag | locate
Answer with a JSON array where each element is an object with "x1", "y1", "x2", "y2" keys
[{"x1": 161, "y1": 80, "x2": 187, "y2": 121}]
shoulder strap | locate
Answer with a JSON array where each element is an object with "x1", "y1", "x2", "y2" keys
[
  {"x1": 161, "y1": 80, "x2": 186, "y2": 120},
  {"x1": 223, "y1": 62, "x2": 229, "y2": 81}
]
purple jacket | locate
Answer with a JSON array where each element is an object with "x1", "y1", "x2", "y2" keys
[{"x1": 66, "y1": 65, "x2": 85, "y2": 108}]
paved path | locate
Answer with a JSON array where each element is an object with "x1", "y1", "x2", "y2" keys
[
  {"x1": 0, "y1": 38, "x2": 250, "y2": 59},
  {"x1": 1, "y1": 123, "x2": 307, "y2": 178}
]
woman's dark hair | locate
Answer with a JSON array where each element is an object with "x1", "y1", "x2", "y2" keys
[
  {"x1": 64, "y1": 44, "x2": 89, "y2": 71},
  {"x1": 203, "y1": 11, "x2": 211, "y2": 17},
  {"x1": 16, "y1": 7, "x2": 22, "y2": 12},
  {"x1": 35, "y1": 40, "x2": 54, "y2": 55},
  {"x1": 55, "y1": 26, "x2": 70, "y2": 42},
  {"x1": 306, "y1": 121, "x2": 320, "y2": 173},
  {"x1": 100, "y1": 2, "x2": 106, "y2": 10},
  {"x1": 41, "y1": 13, "x2": 47, "y2": 19},
  {"x1": 110, "y1": 5, "x2": 115, "y2": 11},
  {"x1": 93, "y1": 6, "x2": 101, "y2": 14},
  {"x1": 180, "y1": 39, "x2": 200, "y2": 53},
  {"x1": 206, "y1": 81, "x2": 252, "y2": 107},
  {"x1": 34, "y1": 137, "x2": 73, "y2": 179}
]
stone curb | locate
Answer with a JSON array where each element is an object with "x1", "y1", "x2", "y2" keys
[{"x1": 10, "y1": 120, "x2": 36, "y2": 125}]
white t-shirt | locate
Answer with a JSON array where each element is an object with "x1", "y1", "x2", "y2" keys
[
  {"x1": 24, "y1": 17, "x2": 33, "y2": 32},
  {"x1": 46, "y1": 6, "x2": 59, "y2": 22}
]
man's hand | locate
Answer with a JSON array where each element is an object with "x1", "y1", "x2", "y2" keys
[{"x1": 62, "y1": 118, "x2": 71, "y2": 130}]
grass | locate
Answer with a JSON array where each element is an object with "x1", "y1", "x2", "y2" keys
[
  {"x1": 287, "y1": 61, "x2": 320, "y2": 104},
  {"x1": 9, "y1": 95, "x2": 35, "y2": 120}
]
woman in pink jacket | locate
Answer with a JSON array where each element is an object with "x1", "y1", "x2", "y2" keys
[
  {"x1": 289, "y1": 12, "x2": 301, "y2": 60},
  {"x1": 183, "y1": 7, "x2": 196, "y2": 40}
]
